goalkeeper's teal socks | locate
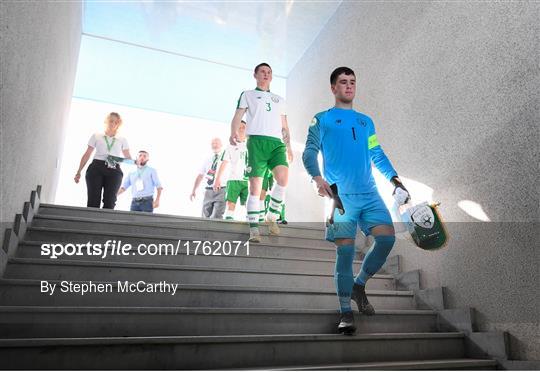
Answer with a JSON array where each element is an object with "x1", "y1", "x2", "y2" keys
[
  {"x1": 335, "y1": 244, "x2": 355, "y2": 313},
  {"x1": 355, "y1": 235, "x2": 395, "y2": 285}
]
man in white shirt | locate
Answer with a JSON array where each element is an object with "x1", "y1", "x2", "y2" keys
[{"x1": 190, "y1": 138, "x2": 227, "y2": 219}]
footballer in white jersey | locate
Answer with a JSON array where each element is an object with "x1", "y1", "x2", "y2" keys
[
  {"x1": 215, "y1": 121, "x2": 249, "y2": 220},
  {"x1": 229, "y1": 63, "x2": 293, "y2": 241}
]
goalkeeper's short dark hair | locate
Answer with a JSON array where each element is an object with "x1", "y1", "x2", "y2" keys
[{"x1": 330, "y1": 67, "x2": 355, "y2": 85}]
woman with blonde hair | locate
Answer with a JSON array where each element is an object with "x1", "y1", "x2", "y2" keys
[{"x1": 74, "y1": 112, "x2": 132, "y2": 209}]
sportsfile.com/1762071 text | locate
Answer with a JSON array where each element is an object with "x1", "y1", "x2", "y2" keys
[{"x1": 40, "y1": 240, "x2": 250, "y2": 259}]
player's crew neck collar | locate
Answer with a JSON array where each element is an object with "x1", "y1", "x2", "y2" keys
[
  {"x1": 255, "y1": 87, "x2": 270, "y2": 92},
  {"x1": 332, "y1": 107, "x2": 354, "y2": 112}
]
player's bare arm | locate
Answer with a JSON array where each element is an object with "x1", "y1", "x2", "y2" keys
[
  {"x1": 230, "y1": 108, "x2": 247, "y2": 145},
  {"x1": 281, "y1": 115, "x2": 293, "y2": 162},
  {"x1": 213, "y1": 159, "x2": 229, "y2": 191}
]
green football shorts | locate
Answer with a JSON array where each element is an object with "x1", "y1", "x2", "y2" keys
[
  {"x1": 246, "y1": 135, "x2": 288, "y2": 178},
  {"x1": 226, "y1": 180, "x2": 249, "y2": 205}
]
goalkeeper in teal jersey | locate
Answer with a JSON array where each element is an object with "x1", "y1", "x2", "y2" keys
[{"x1": 302, "y1": 67, "x2": 410, "y2": 335}]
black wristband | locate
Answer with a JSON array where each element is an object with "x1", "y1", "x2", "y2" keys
[
  {"x1": 391, "y1": 176, "x2": 409, "y2": 198},
  {"x1": 390, "y1": 176, "x2": 402, "y2": 188}
]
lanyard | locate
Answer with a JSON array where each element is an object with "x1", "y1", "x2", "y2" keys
[
  {"x1": 209, "y1": 153, "x2": 219, "y2": 173},
  {"x1": 206, "y1": 153, "x2": 221, "y2": 186},
  {"x1": 104, "y1": 136, "x2": 116, "y2": 152},
  {"x1": 136, "y1": 166, "x2": 147, "y2": 179}
]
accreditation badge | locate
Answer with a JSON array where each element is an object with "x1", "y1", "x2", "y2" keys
[{"x1": 135, "y1": 178, "x2": 144, "y2": 192}]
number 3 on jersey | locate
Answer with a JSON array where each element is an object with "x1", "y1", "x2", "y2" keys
[{"x1": 266, "y1": 102, "x2": 272, "y2": 112}]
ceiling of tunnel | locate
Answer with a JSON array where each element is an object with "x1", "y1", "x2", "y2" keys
[{"x1": 82, "y1": 1, "x2": 342, "y2": 77}]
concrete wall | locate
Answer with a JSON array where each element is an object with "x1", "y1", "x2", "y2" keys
[
  {"x1": 0, "y1": 2, "x2": 82, "y2": 245},
  {"x1": 287, "y1": 2, "x2": 539, "y2": 361}
]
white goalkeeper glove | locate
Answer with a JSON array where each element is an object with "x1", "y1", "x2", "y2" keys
[{"x1": 391, "y1": 176, "x2": 410, "y2": 205}]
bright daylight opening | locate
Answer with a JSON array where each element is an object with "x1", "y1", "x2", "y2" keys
[
  {"x1": 55, "y1": 98, "x2": 241, "y2": 218},
  {"x1": 53, "y1": 0, "x2": 340, "y2": 218}
]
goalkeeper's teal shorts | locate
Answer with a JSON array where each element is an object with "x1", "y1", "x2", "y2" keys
[{"x1": 325, "y1": 191, "x2": 393, "y2": 241}]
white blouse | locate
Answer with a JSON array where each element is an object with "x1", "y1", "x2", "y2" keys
[{"x1": 88, "y1": 133, "x2": 129, "y2": 161}]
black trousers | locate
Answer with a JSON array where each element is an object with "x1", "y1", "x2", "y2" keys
[{"x1": 85, "y1": 160, "x2": 123, "y2": 209}]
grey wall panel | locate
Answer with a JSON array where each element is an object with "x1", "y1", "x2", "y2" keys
[
  {"x1": 287, "y1": 1, "x2": 539, "y2": 360},
  {"x1": 0, "y1": 1, "x2": 82, "y2": 244}
]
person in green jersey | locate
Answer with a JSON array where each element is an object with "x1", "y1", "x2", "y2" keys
[{"x1": 214, "y1": 121, "x2": 249, "y2": 220}]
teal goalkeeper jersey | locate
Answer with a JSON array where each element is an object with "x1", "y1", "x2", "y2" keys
[{"x1": 302, "y1": 107, "x2": 397, "y2": 194}]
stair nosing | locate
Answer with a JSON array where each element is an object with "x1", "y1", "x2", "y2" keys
[
  {"x1": 0, "y1": 332, "x2": 465, "y2": 347},
  {"x1": 0, "y1": 278, "x2": 414, "y2": 296},
  {"x1": 269, "y1": 358, "x2": 498, "y2": 371},
  {"x1": 0, "y1": 306, "x2": 435, "y2": 315},
  {"x1": 34, "y1": 214, "x2": 326, "y2": 241},
  {"x1": 37, "y1": 204, "x2": 326, "y2": 232},
  {"x1": 7, "y1": 257, "x2": 395, "y2": 280}
]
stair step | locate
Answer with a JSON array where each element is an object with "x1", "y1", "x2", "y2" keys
[
  {"x1": 272, "y1": 359, "x2": 498, "y2": 370},
  {"x1": 0, "y1": 306, "x2": 437, "y2": 338},
  {"x1": 0, "y1": 333, "x2": 466, "y2": 369},
  {"x1": 16, "y1": 241, "x2": 383, "y2": 273},
  {"x1": 0, "y1": 279, "x2": 416, "y2": 309},
  {"x1": 3, "y1": 202, "x2": 468, "y2": 370},
  {"x1": 37, "y1": 204, "x2": 326, "y2": 237},
  {"x1": 25, "y1": 227, "x2": 336, "y2": 258},
  {"x1": 33, "y1": 213, "x2": 326, "y2": 240},
  {"x1": 5, "y1": 258, "x2": 395, "y2": 291}
]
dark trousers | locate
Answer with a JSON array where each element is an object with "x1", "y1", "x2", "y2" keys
[
  {"x1": 85, "y1": 160, "x2": 123, "y2": 209},
  {"x1": 130, "y1": 197, "x2": 154, "y2": 212}
]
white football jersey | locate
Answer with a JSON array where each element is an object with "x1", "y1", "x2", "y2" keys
[
  {"x1": 224, "y1": 141, "x2": 248, "y2": 181},
  {"x1": 237, "y1": 88, "x2": 286, "y2": 140}
]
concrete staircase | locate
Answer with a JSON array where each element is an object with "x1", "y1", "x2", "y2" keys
[{"x1": 0, "y1": 199, "x2": 499, "y2": 369}]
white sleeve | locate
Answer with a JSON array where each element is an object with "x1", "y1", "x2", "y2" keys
[
  {"x1": 87, "y1": 133, "x2": 97, "y2": 148},
  {"x1": 280, "y1": 98, "x2": 287, "y2": 116},
  {"x1": 237, "y1": 91, "x2": 248, "y2": 109}
]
